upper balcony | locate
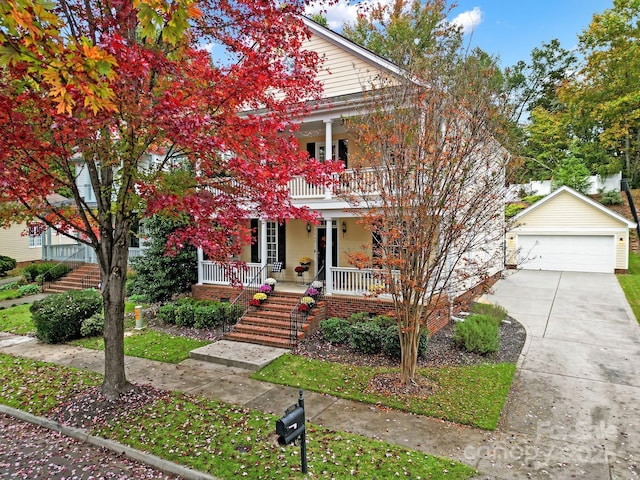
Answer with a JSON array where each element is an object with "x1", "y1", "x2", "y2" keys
[{"x1": 288, "y1": 168, "x2": 381, "y2": 202}]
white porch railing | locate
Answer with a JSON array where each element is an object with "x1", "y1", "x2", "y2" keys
[
  {"x1": 44, "y1": 244, "x2": 142, "y2": 265},
  {"x1": 331, "y1": 267, "x2": 399, "y2": 296},
  {"x1": 201, "y1": 261, "x2": 264, "y2": 285}
]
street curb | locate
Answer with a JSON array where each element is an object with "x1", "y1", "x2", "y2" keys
[{"x1": 0, "y1": 404, "x2": 220, "y2": 480}]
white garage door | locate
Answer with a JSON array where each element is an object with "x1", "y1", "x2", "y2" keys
[{"x1": 517, "y1": 235, "x2": 615, "y2": 273}]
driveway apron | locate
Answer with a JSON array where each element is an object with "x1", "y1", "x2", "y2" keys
[{"x1": 480, "y1": 270, "x2": 640, "y2": 479}]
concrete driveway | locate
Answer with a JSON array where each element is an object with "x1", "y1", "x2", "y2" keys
[{"x1": 480, "y1": 270, "x2": 640, "y2": 479}]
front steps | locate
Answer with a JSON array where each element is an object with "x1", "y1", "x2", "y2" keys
[
  {"x1": 42, "y1": 264, "x2": 100, "y2": 293},
  {"x1": 224, "y1": 291, "x2": 324, "y2": 349}
]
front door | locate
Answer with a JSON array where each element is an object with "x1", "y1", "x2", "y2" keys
[{"x1": 317, "y1": 226, "x2": 338, "y2": 280}]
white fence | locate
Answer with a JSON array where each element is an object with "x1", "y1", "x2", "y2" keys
[{"x1": 507, "y1": 172, "x2": 622, "y2": 202}]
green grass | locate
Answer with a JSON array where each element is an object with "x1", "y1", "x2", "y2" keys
[
  {"x1": 0, "y1": 354, "x2": 476, "y2": 479},
  {"x1": 0, "y1": 354, "x2": 102, "y2": 415},
  {"x1": 0, "y1": 304, "x2": 35, "y2": 335},
  {"x1": 0, "y1": 288, "x2": 21, "y2": 301},
  {"x1": 72, "y1": 329, "x2": 211, "y2": 364},
  {"x1": 618, "y1": 251, "x2": 640, "y2": 324},
  {"x1": 252, "y1": 355, "x2": 515, "y2": 430}
]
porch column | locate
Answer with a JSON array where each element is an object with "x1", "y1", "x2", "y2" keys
[
  {"x1": 324, "y1": 119, "x2": 333, "y2": 199},
  {"x1": 325, "y1": 218, "x2": 333, "y2": 295},
  {"x1": 260, "y1": 219, "x2": 268, "y2": 281},
  {"x1": 197, "y1": 247, "x2": 204, "y2": 285},
  {"x1": 45, "y1": 227, "x2": 52, "y2": 260}
]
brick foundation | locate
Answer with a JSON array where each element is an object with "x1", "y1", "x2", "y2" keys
[{"x1": 191, "y1": 284, "x2": 243, "y2": 302}]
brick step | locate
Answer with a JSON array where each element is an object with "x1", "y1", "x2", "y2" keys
[
  {"x1": 224, "y1": 332, "x2": 294, "y2": 349},
  {"x1": 232, "y1": 323, "x2": 292, "y2": 339},
  {"x1": 242, "y1": 311, "x2": 291, "y2": 322},
  {"x1": 239, "y1": 316, "x2": 292, "y2": 330}
]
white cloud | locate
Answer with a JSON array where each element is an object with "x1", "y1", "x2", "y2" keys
[
  {"x1": 451, "y1": 7, "x2": 483, "y2": 35},
  {"x1": 306, "y1": 0, "x2": 396, "y2": 31},
  {"x1": 306, "y1": 0, "x2": 359, "y2": 30}
]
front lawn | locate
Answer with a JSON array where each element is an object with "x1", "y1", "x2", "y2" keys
[
  {"x1": 0, "y1": 304, "x2": 35, "y2": 335},
  {"x1": 252, "y1": 354, "x2": 515, "y2": 430},
  {"x1": 0, "y1": 354, "x2": 476, "y2": 479},
  {"x1": 618, "y1": 251, "x2": 640, "y2": 324},
  {"x1": 72, "y1": 329, "x2": 211, "y2": 364}
]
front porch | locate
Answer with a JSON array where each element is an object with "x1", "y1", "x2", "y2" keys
[{"x1": 197, "y1": 260, "x2": 395, "y2": 297}]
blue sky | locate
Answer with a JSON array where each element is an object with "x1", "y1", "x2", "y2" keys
[{"x1": 309, "y1": 0, "x2": 613, "y2": 68}]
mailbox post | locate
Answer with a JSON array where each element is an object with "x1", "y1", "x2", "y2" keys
[{"x1": 276, "y1": 389, "x2": 307, "y2": 473}]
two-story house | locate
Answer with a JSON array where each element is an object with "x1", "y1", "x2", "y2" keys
[{"x1": 191, "y1": 18, "x2": 507, "y2": 345}]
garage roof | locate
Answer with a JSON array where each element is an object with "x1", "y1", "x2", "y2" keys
[{"x1": 513, "y1": 185, "x2": 637, "y2": 228}]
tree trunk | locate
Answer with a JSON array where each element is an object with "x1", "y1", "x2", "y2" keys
[
  {"x1": 98, "y1": 238, "x2": 133, "y2": 399},
  {"x1": 400, "y1": 324, "x2": 420, "y2": 385}
]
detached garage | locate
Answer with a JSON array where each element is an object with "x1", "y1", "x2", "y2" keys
[{"x1": 506, "y1": 186, "x2": 636, "y2": 273}]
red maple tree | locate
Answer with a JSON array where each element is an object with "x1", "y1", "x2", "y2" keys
[{"x1": 0, "y1": 0, "x2": 341, "y2": 398}]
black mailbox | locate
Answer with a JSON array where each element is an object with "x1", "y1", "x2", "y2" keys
[{"x1": 276, "y1": 405, "x2": 305, "y2": 445}]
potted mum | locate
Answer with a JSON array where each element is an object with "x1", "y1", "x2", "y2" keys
[
  {"x1": 299, "y1": 256, "x2": 312, "y2": 268},
  {"x1": 253, "y1": 292, "x2": 268, "y2": 304},
  {"x1": 297, "y1": 303, "x2": 310, "y2": 315},
  {"x1": 300, "y1": 296, "x2": 315, "y2": 308},
  {"x1": 249, "y1": 298, "x2": 261, "y2": 308},
  {"x1": 294, "y1": 265, "x2": 307, "y2": 277},
  {"x1": 265, "y1": 278, "x2": 277, "y2": 291},
  {"x1": 305, "y1": 287, "x2": 319, "y2": 299},
  {"x1": 259, "y1": 284, "x2": 272, "y2": 295}
]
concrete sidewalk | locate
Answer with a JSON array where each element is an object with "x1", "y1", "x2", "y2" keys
[{"x1": 1, "y1": 270, "x2": 639, "y2": 479}]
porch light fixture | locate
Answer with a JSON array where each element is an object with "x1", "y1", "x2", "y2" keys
[
  {"x1": 342, "y1": 221, "x2": 347, "y2": 237},
  {"x1": 306, "y1": 223, "x2": 312, "y2": 236}
]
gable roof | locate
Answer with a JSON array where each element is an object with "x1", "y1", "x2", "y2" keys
[
  {"x1": 513, "y1": 185, "x2": 636, "y2": 228},
  {"x1": 301, "y1": 16, "x2": 402, "y2": 77}
]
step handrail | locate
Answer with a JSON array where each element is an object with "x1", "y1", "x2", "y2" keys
[
  {"x1": 225, "y1": 264, "x2": 268, "y2": 333},
  {"x1": 40, "y1": 248, "x2": 87, "y2": 291},
  {"x1": 288, "y1": 266, "x2": 325, "y2": 347}
]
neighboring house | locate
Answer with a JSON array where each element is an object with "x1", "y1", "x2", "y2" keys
[
  {"x1": 506, "y1": 186, "x2": 636, "y2": 273},
  {"x1": 0, "y1": 222, "x2": 43, "y2": 263},
  {"x1": 1, "y1": 194, "x2": 78, "y2": 264},
  {"x1": 41, "y1": 160, "x2": 149, "y2": 264},
  {"x1": 193, "y1": 17, "x2": 506, "y2": 324}
]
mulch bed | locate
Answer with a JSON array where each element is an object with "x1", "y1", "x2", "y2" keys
[{"x1": 293, "y1": 317, "x2": 526, "y2": 369}]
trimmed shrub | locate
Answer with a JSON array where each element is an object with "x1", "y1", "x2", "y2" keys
[
  {"x1": 22, "y1": 263, "x2": 54, "y2": 283},
  {"x1": 31, "y1": 289, "x2": 102, "y2": 344},
  {"x1": 157, "y1": 303, "x2": 178, "y2": 324},
  {"x1": 349, "y1": 321, "x2": 382, "y2": 354},
  {"x1": 80, "y1": 313, "x2": 104, "y2": 337},
  {"x1": 174, "y1": 302, "x2": 196, "y2": 327},
  {"x1": 371, "y1": 314, "x2": 395, "y2": 328},
  {"x1": 600, "y1": 189, "x2": 623, "y2": 205},
  {"x1": 24, "y1": 262, "x2": 70, "y2": 284},
  {"x1": 348, "y1": 312, "x2": 371, "y2": 323},
  {"x1": 381, "y1": 325, "x2": 429, "y2": 360},
  {"x1": 471, "y1": 303, "x2": 507, "y2": 324},
  {"x1": 320, "y1": 317, "x2": 351, "y2": 344},
  {"x1": 157, "y1": 299, "x2": 241, "y2": 329},
  {"x1": 127, "y1": 294, "x2": 148, "y2": 304},
  {"x1": 0, "y1": 256, "x2": 17, "y2": 276},
  {"x1": 454, "y1": 314, "x2": 500, "y2": 354}
]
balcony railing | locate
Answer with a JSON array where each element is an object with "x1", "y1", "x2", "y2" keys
[{"x1": 288, "y1": 168, "x2": 381, "y2": 201}]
